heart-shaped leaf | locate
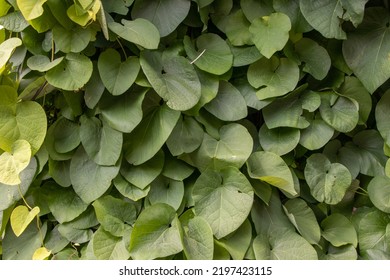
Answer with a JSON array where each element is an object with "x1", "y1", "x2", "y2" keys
[
  {"x1": 98, "y1": 49, "x2": 140, "y2": 96},
  {"x1": 129, "y1": 203, "x2": 183, "y2": 260},
  {"x1": 368, "y1": 176, "x2": 390, "y2": 213},
  {"x1": 249, "y1": 12, "x2": 291, "y2": 58},
  {"x1": 247, "y1": 56, "x2": 299, "y2": 100},
  {"x1": 190, "y1": 123, "x2": 253, "y2": 171},
  {"x1": 304, "y1": 153, "x2": 352, "y2": 204},
  {"x1": 192, "y1": 167, "x2": 254, "y2": 239},
  {"x1": 27, "y1": 55, "x2": 64, "y2": 72},
  {"x1": 0, "y1": 38, "x2": 22, "y2": 69},
  {"x1": 247, "y1": 151, "x2": 298, "y2": 196},
  {"x1": 259, "y1": 125, "x2": 300, "y2": 156},
  {"x1": 16, "y1": 0, "x2": 47, "y2": 20},
  {"x1": 0, "y1": 140, "x2": 31, "y2": 185},
  {"x1": 92, "y1": 227, "x2": 130, "y2": 260},
  {"x1": 140, "y1": 50, "x2": 201, "y2": 111},
  {"x1": 52, "y1": 25, "x2": 92, "y2": 53},
  {"x1": 343, "y1": 8, "x2": 390, "y2": 93},
  {"x1": 321, "y1": 213, "x2": 358, "y2": 247},
  {"x1": 108, "y1": 18, "x2": 160, "y2": 49},
  {"x1": 131, "y1": 0, "x2": 190, "y2": 37},
  {"x1": 32, "y1": 247, "x2": 51, "y2": 260},
  {"x1": 10, "y1": 205, "x2": 40, "y2": 237},
  {"x1": 184, "y1": 34, "x2": 233, "y2": 75}
]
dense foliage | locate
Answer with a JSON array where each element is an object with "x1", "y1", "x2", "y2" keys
[{"x1": 1, "y1": 0, "x2": 390, "y2": 260}]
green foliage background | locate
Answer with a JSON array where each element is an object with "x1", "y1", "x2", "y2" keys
[{"x1": 1, "y1": 0, "x2": 390, "y2": 260}]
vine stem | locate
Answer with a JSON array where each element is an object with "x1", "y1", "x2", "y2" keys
[
  {"x1": 116, "y1": 38, "x2": 128, "y2": 60},
  {"x1": 17, "y1": 184, "x2": 32, "y2": 210}
]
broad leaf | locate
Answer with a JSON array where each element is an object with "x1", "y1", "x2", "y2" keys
[
  {"x1": 124, "y1": 104, "x2": 180, "y2": 165},
  {"x1": 321, "y1": 213, "x2": 358, "y2": 247},
  {"x1": 343, "y1": 8, "x2": 390, "y2": 93},
  {"x1": 225, "y1": 10, "x2": 252, "y2": 46},
  {"x1": 368, "y1": 176, "x2": 390, "y2": 214},
  {"x1": 52, "y1": 25, "x2": 92, "y2": 53},
  {"x1": 204, "y1": 81, "x2": 247, "y2": 121},
  {"x1": 247, "y1": 57, "x2": 299, "y2": 100},
  {"x1": 190, "y1": 123, "x2": 253, "y2": 171},
  {"x1": 108, "y1": 18, "x2": 159, "y2": 50},
  {"x1": 283, "y1": 198, "x2": 321, "y2": 244},
  {"x1": 10, "y1": 205, "x2": 40, "y2": 237},
  {"x1": 131, "y1": 0, "x2": 190, "y2": 37},
  {"x1": 92, "y1": 195, "x2": 136, "y2": 237},
  {"x1": 376, "y1": 89, "x2": 390, "y2": 147},
  {"x1": 46, "y1": 53, "x2": 93, "y2": 91},
  {"x1": 273, "y1": 0, "x2": 312, "y2": 33},
  {"x1": 0, "y1": 140, "x2": 31, "y2": 185},
  {"x1": 27, "y1": 55, "x2": 64, "y2": 72},
  {"x1": 121, "y1": 150, "x2": 164, "y2": 190},
  {"x1": 249, "y1": 12, "x2": 291, "y2": 58},
  {"x1": 304, "y1": 153, "x2": 352, "y2": 204},
  {"x1": 99, "y1": 87, "x2": 147, "y2": 133},
  {"x1": 259, "y1": 125, "x2": 300, "y2": 156},
  {"x1": 140, "y1": 50, "x2": 201, "y2": 111},
  {"x1": 79, "y1": 115, "x2": 123, "y2": 166},
  {"x1": 300, "y1": 0, "x2": 346, "y2": 39},
  {"x1": 299, "y1": 119, "x2": 334, "y2": 150},
  {"x1": 16, "y1": 0, "x2": 47, "y2": 20},
  {"x1": 32, "y1": 247, "x2": 51, "y2": 260},
  {"x1": 184, "y1": 34, "x2": 233, "y2": 75},
  {"x1": 0, "y1": 86, "x2": 47, "y2": 155},
  {"x1": 129, "y1": 203, "x2": 183, "y2": 260},
  {"x1": 181, "y1": 216, "x2": 214, "y2": 260},
  {"x1": 70, "y1": 147, "x2": 120, "y2": 204},
  {"x1": 192, "y1": 167, "x2": 254, "y2": 239},
  {"x1": 148, "y1": 176, "x2": 184, "y2": 211},
  {"x1": 0, "y1": 38, "x2": 22, "y2": 69},
  {"x1": 93, "y1": 228, "x2": 130, "y2": 260},
  {"x1": 98, "y1": 49, "x2": 140, "y2": 96},
  {"x1": 247, "y1": 151, "x2": 297, "y2": 196},
  {"x1": 113, "y1": 174, "x2": 150, "y2": 202}
]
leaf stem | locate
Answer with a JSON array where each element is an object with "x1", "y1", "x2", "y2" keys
[
  {"x1": 116, "y1": 38, "x2": 128, "y2": 60},
  {"x1": 17, "y1": 184, "x2": 32, "y2": 210},
  {"x1": 190, "y1": 49, "x2": 206, "y2": 64}
]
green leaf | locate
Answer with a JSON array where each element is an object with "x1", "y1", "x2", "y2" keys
[
  {"x1": 131, "y1": 0, "x2": 190, "y2": 37},
  {"x1": 283, "y1": 198, "x2": 321, "y2": 244},
  {"x1": 230, "y1": 45, "x2": 263, "y2": 67},
  {"x1": 376, "y1": 89, "x2": 390, "y2": 147},
  {"x1": 0, "y1": 11, "x2": 29, "y2": 32},
  {"x1": 319, "y1": 92, "x2": 359, "y2": 133},
  {"x1": 241, "y1": 0, "x2": 274, "y2": 22},
  {"x1": 0, "y1": 158, "x2": 37, "y2": 211},
  {"x1": 108, "y1": 18, "x2": 160, "y2": 49},
  {"x1": 113, "y1": 174, "x2": 150, "y2": 202},
  {"x1": 259, "y1": 125, "x2": 300, "y2": 156},
  {"x1": 99, "y1": 87, "x2": 147, "y2": 133},
  {"x1": 204, "y1": 81, "x2": 247, "y2": 121},
  {"x1": 27, "y1": 55, "x2": 64, "y2": 72},
  {"x1": 225, "y1": 9, "x2": 252, "y2": 46},
  {"x1": 44, "y1": 182, "x2": 89, "y2": 223},
  {"x1": 16, "y1": 0, "x2": 47, "y2": 20},
  {"x1": 98, "y1": 49, "x2": 140, "y2": 96},
  {"x1": 304, "y1": 153, "x2": 352, "y2": 204},
  {"x1": 355, "y1": 209, "x2": 390, "y2": 254},
  {"x1": 253, "y1": 234, "x2": 271, "y2": 260},
  {"x1": 70, "y1": 146, "x2": 120, "y2": 204},
  {"x1": 247, "y1": 57, "x2": 299, "y2": 100},
  {"x1": 79, "y1": 115, "x2": 123, "y2": 166},
  {"x1": 295, "y1": 38, "x2": 331, "y2": 80},
  {"x1": 368, "y1": 176, "x2": 390, "y2": 214},
  {"x1": 273, "y1": 0, "x2": 312, "y2": 33},
  {"x1": 124, "y1": 104, "x2": 180, "y2": 165},
  {"x1": 181, "y1": 215, "x2": 214, "y2": 260},
  {"x1": 192, "y1": 167, "x2": 254, "y2": 239},
  {"x1": 92, "y1": 195, "x2": 136, "y2": 237},
  {"x1": 166, "y1": 116, "x2": 204, "y2": 156},
  {"x1": 343, "y1": 8, "x2": 390, "y2": 93},
  {"x1": 216, "y1": 219, "x2": 252, "y2": 260},
  {"x1": 140, "y1": 50, "x2": 201, "y2": 111},
  {"x1": 2, "y1": 220, "x2": 47, "y2": 260},
  {"x1": 46, "y1": 53, "x2": 93, "y2": 91},
  {"x1": 32, "y1": 247, "x2": 51, "y2": 260},
  {"x1": 325, "y1": 244, "x2": 358, "y2": 260},
  {"x1": 10, "y1": 205, "x2": 40, "y2": 237},
  {"x1": 321, "y1": 213, "x2": 358, "y2": 247},
  {"x1": 129, "y1": 203, "x2": 183, "y2": 260},
  {"x1": 148, "y1": 176, "x2": 184, "y2": 211},
  {"x1": 269, "y1": 230, "x2": 318, "y2": 260},
  {"x1": 0, "y1": 140, "x2": 31, "y2": 185},
  {"x1": 300, "y1": 0, "x2": 346, "y2": 39},
  {"x1": 0, "y1": 86, "x2": 47, "y2": 155},
  {"x1": 52, "y1": 117, "x2": 80, "y2": 154},
  {"x1": 92, "y1": 228, "x2": 130, "y2": 260},
  {"x1": 247, "y1": 151, "x2": 298, "y2": 197},
  {"x1": 299, "y1": 119, "x2": 334, "y2": 150},
  {"x1": 340, "y1": 0, "x2": 369, "y2": 27},
  {"x1": 120, "y1": 150, "x2": 164, "y2": 190},
  {"x1": 0, "y1": 37, "x2": 22, "y2": 69},
  {"x1": 249, "y1": 12, "x2": 291, "y2": 58},
  {"x1": 183, "y1": 34, "x2": 233, "y2": 75},
  {"x1": 190, "y1": 123, "x2": 253, "y2": 171},
  {"x1": 52, "y1": 25, "x2": 92, "y2": 53}
]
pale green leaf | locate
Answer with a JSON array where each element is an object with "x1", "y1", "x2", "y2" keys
[
  {"x1": 32, "y1": 247, "x2": 51, "y2": 260},
  {"x1": 16, "y1": 0, "x2": 47, "y2": 20},
  {"x1": 192, "y1": 167, "x2": 254, "y2": 239},
  {"x1": 108, "y1": 18, "x2": 160, "y2": 49},
  {"x1": 27, "y1": 55, "x2": 64, "y2": 72},
  {"x1": 249, "y1": 12, "x2": 291, "y2": 58},
  {"x1": 10, "y1": 205, "x2": 40, "y2": 237},
  {"x1": 113, "y1": 174, "x2": 150, "y2": 202},
  {"x1": 368, "y1": 176, "x2": 390, "y2": 214},
  {"x1": 299, "y1": 119, "x2": 334, "y2": 150},
  {"x1": 0, "y1": 37, "x2": 22, "y2": 69},
  {"x1": 0, "y1": 140, "x2": 31, "y2": 185}
]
